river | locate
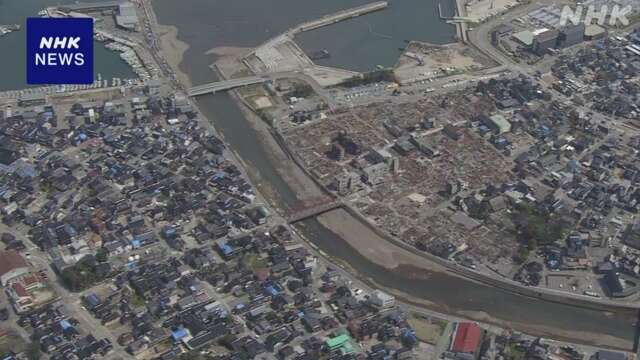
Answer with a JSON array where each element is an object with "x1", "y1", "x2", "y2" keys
[
  {"x1": 151, "y1": 0, "x2": 637, "y2": 350},
  {"x1": 0, "y1": 0, "x2": 632, "y2": 350},
  {"x1": 0, "y1": 0, "x2": 136, "y2": 91}
]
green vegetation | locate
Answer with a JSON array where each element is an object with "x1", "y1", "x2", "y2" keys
[
  {"x1": 467, "y1": 199, "x2": 491, "y2": 221},
  {"x1": 241, "y1": 253, "x2": 269, "y2": 271},
  {"x1": 513, "y1": 246, "x2": 530, "y2": 265},
  {"x1": 504, "y1": 342, "x2": 527, "y2": 360},
  {"x1": 255, "y1": 108, "x2": 274, "y2": 126},
  {"x1": 131, "y1": 293, "x2": 146, "y2": 308},
  {"x1": 285, "y1": 83, "x2": 314, "y2": 98},
  {"x1": 512, "y1": 204, "x2": 567, "y2": 251},
  {"x1": 340, "y1": 69, "x2": 395, "y2": 88},
  {"x1": 407, "y1": 314, "x2": 448, "y2": 344},
  {"x1": 25, "y1": 342, "x2": 41, "y2": 360},
  {"x1": 60, "y1": 255, "x2": 111, "y2": 292},
  {"x1": 95, "y1": 247, "x2": 108, "y2": 263}
]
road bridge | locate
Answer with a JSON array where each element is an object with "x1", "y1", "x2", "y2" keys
[
  {"x1": 188, "y1": 76, "x2": 270, "y2": 96},
  {"x1": 287, "y1": 200, "x2": 343, "y2": 224}
]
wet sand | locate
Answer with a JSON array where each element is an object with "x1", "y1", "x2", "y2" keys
[
  {"x1": 317, "y1": 209, "x2": 448, "y2": 272},
  {"x1": 157, "y1": 23, "x2": 192, "y2": 87},
  {"x1": 230, "y1": 91, "x2": 328, "y2": 208}
]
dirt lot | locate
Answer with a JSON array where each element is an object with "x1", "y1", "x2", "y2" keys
[
  {"x1": 394, "y1": 41, "x2": 496, "y2": 85},
  {"x1": 0, "y1": 329, "x2": 28, "y2": 355},
  {"x1": 408, "y1": 314, "x2": 448, "y2": 344}
]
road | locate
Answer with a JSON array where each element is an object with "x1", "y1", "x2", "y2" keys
[
  {"x1": 0, "y1": 223, "x2": 129, "y2": 359},
  {"x1": 465, "y1": 0, "x2": 564, "y2": 75}
]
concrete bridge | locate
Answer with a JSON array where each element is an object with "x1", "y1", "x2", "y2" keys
[
  {"x1": 287, "y1": 200, "x2": 343, "y2": 224},
  {"x1": 188, "y1": 76, "x2": 270, "y2": 96}
]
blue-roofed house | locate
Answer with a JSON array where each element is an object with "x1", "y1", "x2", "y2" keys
[
  {"x1": 215, "y1": 239, "x2": 236, "y2": 260},
  {"x1": 83, "y1": 293, "x2": 101, "y2": 310},
  {"x1": 60, "y1": 319, "x2": 72, "y2": 330},
  {"x1": 172, "y1": 327, "x2": 190, "y2": 342},
  {"x1": 265, "y1": 286, "x2": 279, "y2": 297}
]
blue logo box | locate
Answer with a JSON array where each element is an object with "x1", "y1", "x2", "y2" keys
[{"x1": 27, "y1": 17, "x2": 94, "y2": 84}]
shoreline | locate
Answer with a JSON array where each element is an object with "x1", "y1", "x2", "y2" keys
[
  {"x1": 157, "y1": 22, "x2": 192, "y2": 88},
  {"x1": 210, "y1": 52, "x2": 328, "y2": 210},
  {"x1": 148, "y1": 0, "x2": 639, "y2": 351},
  {"x1": 200, "y1": 8, "x2": 640, "y2": 312}
]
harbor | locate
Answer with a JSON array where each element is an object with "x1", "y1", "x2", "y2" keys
[
  {"x1": 0, "y1": 0, "x2": 136, "y2": 91},
  {"x1": 0, "y1": 74, "x2": 142, "y2": 99},
  {"x1": 95, "y1": 30, "x2": 155, "y2": 81}
]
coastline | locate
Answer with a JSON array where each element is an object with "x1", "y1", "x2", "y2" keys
[
  {"x1": 157, "y1": 22, "x2": 192, "y2": 87},
  {"x1": 148, "y1": 0, "x2": 639, "y2": 351}
]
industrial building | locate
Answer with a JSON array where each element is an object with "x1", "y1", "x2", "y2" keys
[
  {"x1": 450, "y1": 322, "x2": 482, "y2": 355},
  {"x1": 533, "y1": 29, "x2": 560, "y2": 55},
  {"x1": 512, "y1": 30, "x2": 534, "y2": 47},
  {"x1": 558, "y1": 23, "x2": 585, "y2": 48},
  {"x1": 478, "y1": 114, "x2": 512, "y2": 134},
  {"x1": 488, "y1": 114, "x2": 512, "y2": 134},
  {"x1": 115, "y1": 2, "x2": 139, "y2": 31},
  {"x1": 369, "y1": 290, "x2": 395, "y2": 308},
  {"x1": 585, "y1": 24, "x2": 607, "y2": 40},
  {"x1": 58, "y1": 0, "x2": 139, "y2": 31}
]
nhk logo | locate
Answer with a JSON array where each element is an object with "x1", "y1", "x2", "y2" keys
[
  {"x1": 559, "y1": 4, "x2": 634, "y2": 27},
  {"x1": 27, "y1": 18, "x2": 93, "y2": 84},
  {"x1": 36, "y1": 37, "x2": 85, "y2": 66}
]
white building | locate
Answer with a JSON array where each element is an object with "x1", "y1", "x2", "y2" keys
[{"x1": 369, "y1": 290, "x2": 395, "y2": 308}]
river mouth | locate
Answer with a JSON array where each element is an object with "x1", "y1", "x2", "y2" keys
[
  {"x1": 151, "y1": 0, "x2": 638, "y2": 351},
  {"x1": 0, "y1": 0, "x2": 136, "y2": 91}
]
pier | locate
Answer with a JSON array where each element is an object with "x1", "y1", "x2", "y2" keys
[
  {"x1": 244, "y1": 1, "x2": 389, "y2": 75},
  {"x1": 437, "y1": 1, "x2": 470, "y2": 43},
  {"x1": 291, "y1": 1, "x2": 388, "y2": 35}
]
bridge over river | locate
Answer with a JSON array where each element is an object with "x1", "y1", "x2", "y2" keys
[{"x1": 188, "y1": 76, "x2": 270, "y2": 96}]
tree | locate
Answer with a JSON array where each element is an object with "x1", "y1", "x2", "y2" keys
[
  {"x1": 25, "y1": 342, "x2": 41, "y2": 360},
  {"x1": 513, "y1": 204, "x2": 567, "y2": 247},
  {"x1": 340, "y1": 69, "x2": 395, "y2": 88},
  {"x1": 286, "y1": 83, "x2": 314, "y2": 98},
  {"x1": 513, "y1": 246, "x2": 530, "y2": 265},
  {"x1": 60, "y1": 255, "x2": 109, "y2": 292},
  {"x1": 95, "y1": 247, "x2": 108, "y2": 263}
]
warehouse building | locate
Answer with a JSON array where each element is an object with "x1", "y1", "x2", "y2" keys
[
  {"x1": 532, "y1": 29, "x2": 560, "y2": 55},
  {"x1": 558, "y1": 23, "x2": 585, "y2": 48}
]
